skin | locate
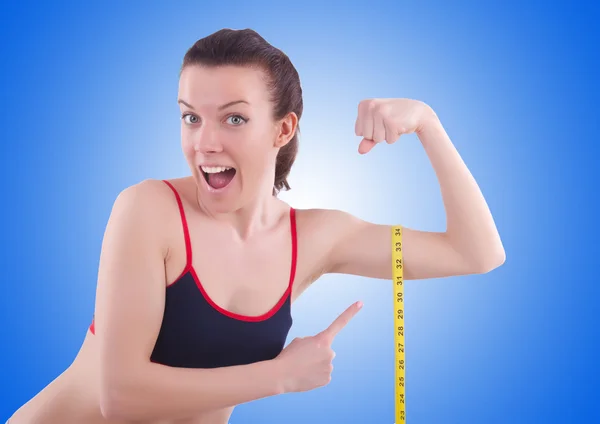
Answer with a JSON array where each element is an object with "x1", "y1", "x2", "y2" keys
[{"x1": 7, "y1": 65, "x2": 505, "y2": 424}]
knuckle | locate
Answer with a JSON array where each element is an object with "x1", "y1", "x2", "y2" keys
[{"x1": 373, "y1": 102, "x2": 386, "y2": 114}]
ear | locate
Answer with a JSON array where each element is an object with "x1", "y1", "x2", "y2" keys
[{"x1": 274, "y1": 112, "x2": 298, "y2": 148}]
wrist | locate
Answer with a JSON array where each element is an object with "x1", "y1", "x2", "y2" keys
[
  {"x1": 267, "y1": 357, "x2": 288, "y2": 395},
  {"x1": 416, "y1": 106, "x2": 443, "y2": 147}
]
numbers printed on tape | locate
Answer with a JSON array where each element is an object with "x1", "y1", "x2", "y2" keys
[{"x1": 392, "y1": 226, "x2": 406, "y2": 423}]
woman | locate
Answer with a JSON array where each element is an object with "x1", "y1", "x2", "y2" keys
[{"x1": 7, "y1": 28, "x2": 505, "y2": 424}]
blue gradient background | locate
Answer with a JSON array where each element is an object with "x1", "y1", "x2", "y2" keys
[{"x1": 1, "y1": 1, "x2": 598, "y2": 423}]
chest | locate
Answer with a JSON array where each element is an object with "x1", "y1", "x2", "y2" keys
[{"x1": 193, "y1": 242, "x2": 295, "y2": 317}]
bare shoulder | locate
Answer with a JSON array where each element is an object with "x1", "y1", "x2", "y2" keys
[
  {"x1": 106, "y1": 178, "x2": 184, "y2": 254},
  {"x1": 118, "y1": 177, "x2": 180, "y2": 200},
  {"x1": 111, "y1": 178, "x2": 177, "y2": 220}
]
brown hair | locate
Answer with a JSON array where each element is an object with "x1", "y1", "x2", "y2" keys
[{"x1": 180, "y1": 28, "x2": 303, "y2": 196}]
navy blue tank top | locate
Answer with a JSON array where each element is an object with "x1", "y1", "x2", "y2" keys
[{"x1": 89, "y1": 179, "x2": 297, "y2": 369}]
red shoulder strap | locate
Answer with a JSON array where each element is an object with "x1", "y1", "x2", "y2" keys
[
  {"x1": 162, "y1": 180, "x2": 192, "y2": 269},
  {"x1": 288, "y1": 207, "x2": 298, "y2": 290}
]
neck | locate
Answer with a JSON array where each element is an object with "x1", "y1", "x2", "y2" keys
[{"x1": 196, "y1": 175, "x2": 287, "y2": 241}]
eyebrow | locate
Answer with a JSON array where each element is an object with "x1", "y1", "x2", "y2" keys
[{"x1": 177, "y1": 99, "x2": 250, "y2": 111}]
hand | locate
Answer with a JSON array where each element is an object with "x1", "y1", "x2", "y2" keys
[
  {"x1": 273, "y1": 301, "x2": 363, "y2": 393},
  {"x1": 355, "y1": 98, "x2": 435, "y2": 154}
]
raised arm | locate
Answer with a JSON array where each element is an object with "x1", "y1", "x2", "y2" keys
[
  {"x1": 323, "y1": 99, "x2": 505, "y2": 281},
  {"x1": 95, "y1": 179, "x2": 283, "y2": 421}
]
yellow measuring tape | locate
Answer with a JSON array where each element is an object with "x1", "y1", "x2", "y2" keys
[{"x1": 392, "y1": 225, "x2": 406, "y2": 423}]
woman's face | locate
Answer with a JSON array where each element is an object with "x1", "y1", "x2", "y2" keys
[{"x1": 178, "y1": 65, "x2": 293, "y2": 213}]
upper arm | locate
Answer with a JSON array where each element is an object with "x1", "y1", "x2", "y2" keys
[
  {"x1": 94, "y1": 179, "x2": 172, "y2": 394},
  {"x1": 323, "y1": 210, "x2": 474, "y2": 280}
]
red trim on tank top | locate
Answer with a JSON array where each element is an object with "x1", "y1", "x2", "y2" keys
[
  {"x1": 163, "y1": 180, "x2": 193, "y2": 278},
  {"x1": 189, "y1": 207, "x2": 297, "y2": 322}
]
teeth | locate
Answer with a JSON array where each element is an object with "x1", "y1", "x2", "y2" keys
[{"x1": 201, "y1": 166, "x2": 233, "y2": 173}]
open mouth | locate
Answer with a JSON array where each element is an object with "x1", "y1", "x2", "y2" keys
[{"x1": 200, "y1": 165, "x2": 237, "y2": 190}]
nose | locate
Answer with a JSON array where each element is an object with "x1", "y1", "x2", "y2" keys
[{"x1": 193, "y1": 125, "x2": 223, "y2": 154}]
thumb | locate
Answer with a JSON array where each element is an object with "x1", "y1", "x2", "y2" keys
[
  {"x1": 358, "y1": 138, "x2": 376, "y2": 154},
  {"x1": 317, "y1": 301, "x2": 363, "y2": 343}
]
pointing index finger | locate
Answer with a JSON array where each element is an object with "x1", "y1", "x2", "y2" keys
[{"x1": 319, "y1": 301, "x2": 363, "y2": 342}]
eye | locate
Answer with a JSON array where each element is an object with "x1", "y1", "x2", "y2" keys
[
  {"x1": 226, "y1": 115, "x2": 247, "y2": 126},
  {"x1": 181, "y1": 113, "x2": 199, "y2": 125}
]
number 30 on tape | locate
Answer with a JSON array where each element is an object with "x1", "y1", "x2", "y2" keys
[{"x1": 392, "y1": 226, "x2": 406, "y2": 423}]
